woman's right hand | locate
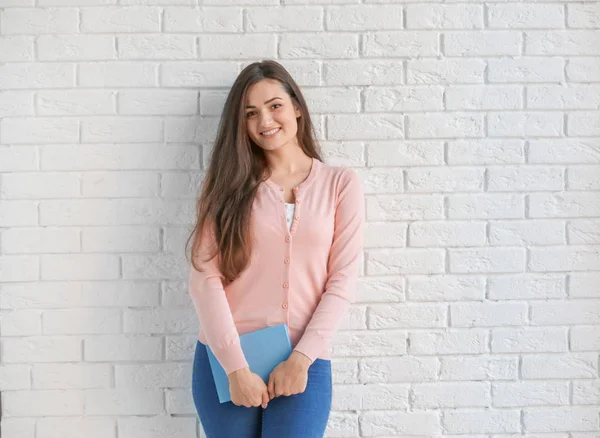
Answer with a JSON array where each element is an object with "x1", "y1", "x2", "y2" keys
[{"x1": 228, "y1": 367, "x2": 270, "y2": 409}]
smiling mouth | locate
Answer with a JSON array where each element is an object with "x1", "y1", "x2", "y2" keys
[{"x1": 261, "y1": 128, "x2": 281, "y2": 137}]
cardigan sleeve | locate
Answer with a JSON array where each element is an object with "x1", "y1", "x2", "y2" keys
[
  {"x1": 188, "y1": 223, "x2": 249, "y2": 375},
  {"x1": 293, "y1": 168, "x2": 365, "y2": 362}
]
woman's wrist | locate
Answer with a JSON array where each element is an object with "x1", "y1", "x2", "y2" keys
[
  {"x1": 289, "y1": 350, "x2": 312, "y2": 370},
  {"x1": 227, "y1": 366, "x2": 251, "y2": 381}
]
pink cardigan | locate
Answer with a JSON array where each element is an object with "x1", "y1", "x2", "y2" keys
[{"x1": 188, "y1": 157, "x2": 365, "y2": 375}]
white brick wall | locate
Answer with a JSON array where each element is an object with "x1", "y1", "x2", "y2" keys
[{"x1": 0, "y1": 1, "x2": 599, "y2": 437}]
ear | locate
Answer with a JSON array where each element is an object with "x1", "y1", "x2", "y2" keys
[{"x1": 295, "y1": 106, "x2": 301, "y2": 118}]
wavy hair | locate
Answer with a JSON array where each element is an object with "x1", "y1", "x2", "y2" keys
[{"x1": 185, "y1": 60, "x2": 323, "y2": 284}]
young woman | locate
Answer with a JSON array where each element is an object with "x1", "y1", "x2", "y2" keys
[{"x1": 186, "y1": 60, "x2": 365, "y2": 438}]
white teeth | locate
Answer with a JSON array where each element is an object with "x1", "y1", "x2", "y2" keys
[{"x1": 261, "y1": 128, "x2": 280, "y2": 136}]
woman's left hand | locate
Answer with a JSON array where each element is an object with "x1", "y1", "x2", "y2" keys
[{"x1": 267, "y1": 351, "x2": 312, "y2": 399}]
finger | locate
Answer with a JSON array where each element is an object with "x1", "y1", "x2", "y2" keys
[
  {"x1": 268, "y1": 376, "x2": 275, "y2": 400},
  {"x1": 262, "y1": 388, "x2": 269, "y2": 409}
]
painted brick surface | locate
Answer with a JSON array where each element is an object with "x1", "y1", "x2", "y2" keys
[{"x1": 1, "y1": 1, "x2": 599, "y2": 437}]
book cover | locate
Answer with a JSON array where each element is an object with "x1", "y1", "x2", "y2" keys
[{"x1": 205, "y1": 323, "x2": 293, "y2": 403}]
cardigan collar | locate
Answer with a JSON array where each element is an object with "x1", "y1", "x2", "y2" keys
[{"x1": 263, "y1": 157, "x2": 320, "y2": 192}]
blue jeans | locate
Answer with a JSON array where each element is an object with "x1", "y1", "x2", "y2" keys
[{"x1": 192, "y1": 341, "x2": 332, "y2": 438}]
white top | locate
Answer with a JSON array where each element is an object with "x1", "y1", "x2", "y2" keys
[{"x1": 284, "y1": 202, "x2": 296, "y2": 230}]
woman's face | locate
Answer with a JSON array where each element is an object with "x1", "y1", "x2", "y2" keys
[{"x1": 244, "y1": 79, "x2": 302, "y2": 152}]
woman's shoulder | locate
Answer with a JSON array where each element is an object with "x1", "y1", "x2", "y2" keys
[{"x1": 316, "y1": 160, "x2": 362, "y2": 191}]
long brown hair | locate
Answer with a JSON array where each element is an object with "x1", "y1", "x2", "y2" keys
[{"x1": 185, "y1": 60, "x2": 323, "y2": 283}]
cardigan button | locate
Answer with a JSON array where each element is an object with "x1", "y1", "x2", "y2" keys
[
  {"x1": 284, "y1": 258, "x2": 290, "y2": 264},
  {"x1": 282, "y1": 303, "x2": 288, "y2": 309},
  {"x1": 285, "y1": 236, "x2": 291, "y2": 242},
  {"x1": 282, "y1": 282, "x2": 289, "y2": 288}
]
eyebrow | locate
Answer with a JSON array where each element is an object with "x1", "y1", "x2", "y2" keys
[{"x1": 245, "y1": 97, "x2": 283, "y2": 109}]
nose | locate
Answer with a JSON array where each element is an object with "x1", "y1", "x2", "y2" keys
[{"x1": 258, "y1": 111, "x2": 274, "y2": 128}]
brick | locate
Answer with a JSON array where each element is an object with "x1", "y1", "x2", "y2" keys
[
  {"x1": 81, "y1": 117, "x2": 163, "y2": 143},
  {"x1": 528, "y1": 139, "x2": 600, "y2": 164},
  {"x1": 37, "y1": 35, "x2": 115, "y2": 60},
  {"x1": 36, "y1": 418, "x2": 115, "y2": 438},
  {"x1": 360, "y1": 356, "x2": 437, "y2": 383},
  {"x1": 493, "y1": 381, "x2": 569, "y2": 407},
  {"x1": 3, "y1": 390, "x2": 84, "y2": 416},
  {"x1": 488, "y1": 166, "x2": 564, "y2": 191},
  {"x1": 360, "y1": 411, "x2": 440, "y2": 437},
  {"x1": 489, "y1": 220, "x2": 566, "y2": 246},
  {"x1": 0, "y1": 255, "x2": 39, "y2": 282},
  {"x1": 524, "y1": 407, "x2": 600, "y2": 433},
  {"x1": 567, "y1": 58, "x2": 600, "y2": 82},
  {"x1": 37, "y1": 90, "x2": 116, "y2": 115},
  {"x1": 43, "y1": 309, "x2": 121, "y2": 334},
  {"x1": 406, "y1": 167, "x2": 483, "y2": 192},
  {"x1": 409, "y1": 221, "x2": 486, "y2": 247},
  {"x1": 80, "y1": 7, "x2": 160, "y2": 32},
  {"x1": 1, "y1": 172, "x2": 80, "y2": 199},
  {"x1": 451, "y1": 302, "x2": 528, "y2": 327},
  {"x1": 367, "y1": 249, "x2": 445, "y2": 274},
  {"x1": 530, "y1": 193, "x2": 600, "y2": 218},
  {"x1": 160, "y1": 62, "x2": 238, "y2": 87},
  {"x1": 444, "y1": 31, "x2": 521, "y2": 56},
  {"x1": 531, "y1": 299, "x2": 600, "y2": 325},
  {"x1": 82, "y1": 171, "x2": 159, "y2": 197},
  {"x1": 488, "y1": 112, "x2": 563, "y2": 137},
  {"x1": 412, "y1": 382, "x2": 490, "y2": 408},
  {"x1": 326, "y1": 6, "x2": 403, "y2": 31},
  {"x1": 568, "y1": 166, "x2": 600, "y2": 190},
  {"x1": 369, "y1": 303, "x2": 446, "y2": 329},
  {"x1": 440, "y1": 356, "x2": 517, "y2": 380},
  {"x1": 528, "y1": 84, "x2": 600, "y2": 109},
  {"x1": 407, "y1": 59, "x2": 485, "y2": 84},
  {"x1": 164, "y1": 7, "x2": 241, "y2": 32},
  {"x1": 200, "y1": 34, "x2": 276, "y2": 59},
  {"x1": 366, "y1": 193, "x2": 441, "y2": 221},
  {"x1": 492, "y1": 327, "x2": 567, "y2": 352},
  {"x1": 522, "y1": 353, "x2": 597, "y2": 379},
  {"x1": 407, "y1": 113, "x2": 483, "y2": 138},
  {"x1": 446, "y1": 85, "x2": 522, "y2": 110},
  {"x1": 530, "y1": 246, "x2": 600, "y2": 271},
  {"x1": 447, "y1": 140, "x2": 524, "y2": 164},
  {"x1": 32, "y1": 363, "x2": 111, "y2": 389},
  {"x1": 570, "y1": 273, "x2": 600, "y2": 297},
  {"x1": 571, "y1": 326, "x2": 600, "y2": 351},
  {"x1": 40, "y1": 254, "x2": 119, "y2": 281},
  {"x1": 1, "y1": 118, "x2": 78, "y2": 144},
  {"x1": 0, "y1": 146, "x2": 37, "y2": 172},
  {"x1": 118, "y1": 35, "x2": 195, "y2": 60},
  {"x1": 406, "y1": 4, "x2": 483, "y2": 29},
  {"x1": 526, "y1": 31, "x2": 600, "y2": 55},
  {"x1": 368, "y1": 141, "x2": 443, "y2": 166},
  {"x1": 1, "y1": 8, "x2": 78, "y2": 34},
  {"x1": 84, "y1": 389, "x2": 163, "y2": 415},
  {"x1": 0, "y1": 36, "x2": 34, "y2": 62},
  {"x1": 2, "y1": 336, "x2": 82, "y2": 363},
  {"x1": 41, "y1": 144, "x2": 199, "y2": 170},
  {"x1": 444, "y1": 409, "x2": 520, "y2": 434},
  {"x1": 488, "y1": 57, "x2": 564, "y2": 83},
  {"x1": 488, "y1": 4, "x2": 564, "y2": 28},
  {"x1": 569, "y1": 111, "x2": 600, "y2": 136},
  {"x1": 363, "y1": 32, "x2": 438, "y2": 57},
  {"x1": 409, "y1": 329, "x2": 488, "y2": 354},
  {"x1": 84, "y1": 335, "x2": 162, "y2": 362},
  {"x1": 407, "y1": 275, "x2": 484, "y2": 301},
  {"x1": 79, "y1": 62, "x2": 157, "y2": 87},
  {"x1": 329, "y1": 114, "x2": 404, "y2": 140},
  {"x1": 365, "y1": 86, "x2": 442, "y2": 112},
  {"x1": 246, "y1": 6, "x2": 321, "y2": 31},
  {"x1": 448, "y1": 248, "x2": 526, "y2": 273},
  {"x1": 117, "y1": 417, "x2": 195, "y2": 438},
  {"x1": 448, "y1": 194, "x2": 524, "y2": 219},
  {"x1": 280, "y1": 33, "x2": 357, "y2": 58},
  {"x1": 82, "y1": 226, "x2": 160, "y2": 252}
]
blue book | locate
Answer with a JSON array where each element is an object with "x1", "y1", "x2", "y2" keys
[{"x1": 205, "y1": 323, "x2": 293, "y2": 403}]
